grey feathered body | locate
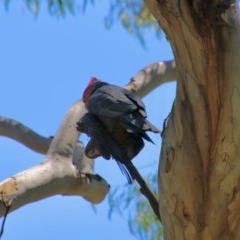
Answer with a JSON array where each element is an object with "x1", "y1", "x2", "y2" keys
[
  {"x1": 77, "y1": 81, "x2": 160, "y2": 183},
  {"x1": 86, "y1": 82, "x2": 160, "y2": 142}
]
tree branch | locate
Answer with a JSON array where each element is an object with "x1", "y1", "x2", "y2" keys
[
  {"x1": 0, "y1": 117, "x2": 52, "y2": 154},
  {"x1": 0, "y1": 158, "x2": 109, "y2": 217},
  {"x1": 126, "y1": 60, "x2": 176, "y2": 97},
  {"x1": 46, "y1": 100, "x2": 86, "y2": 159},
  {"x1": 0, "y1": 59, "x2": 176, "y2": 217},
  {"x1": 0, "y1": 100, "x2": 109, "y2": 217}
]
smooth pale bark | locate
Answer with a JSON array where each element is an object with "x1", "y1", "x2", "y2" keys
[
  {"x1": 127, "y1": 60, "x2": 176, "y2": 97},
  {"x1": 0, "y1": 100, "x2": 109, "y2": 217},
  {"x1": 0, "y1": 60, "x2": 176, "y2": 217},
  {"x1": 147, "y1": 1, "x2": 240, "y2": 239},
  {"x1": 0, "y1": 116, "x2": 52, "y2": 154}
]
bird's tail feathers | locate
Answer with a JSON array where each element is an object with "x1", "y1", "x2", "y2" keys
[
  {"x1": 115, "y1": 161, "x2": 133, "y2": 184},
  {"x1": 143, "y1": 119, "x2": 161, "y2": 133},
  {"x1": 141, "y1": 132, "x2": 155, "y2": 144},
  {"x1": 119, "y1": 118, "x2": 160, "y2": 144},
  {"x1": 120, "y1": 115, "x2": 160, "y2": 134}
]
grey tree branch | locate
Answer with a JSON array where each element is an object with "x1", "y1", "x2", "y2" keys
[
  {"x1": 0, "y1": 117, "x2": 52, "y2": 154},
  {"x1": 46, "y1": 100, "x2": 87, "y2": 159},
  {"x1": 0, "y1": 100, "x2": 109, "y2": 217},
  {"x1": 0, "y1": 59, "x2": 176, "y2": 218},
  {"x1": 126, "y1": 60, "x2": 176, "y2": 97}
]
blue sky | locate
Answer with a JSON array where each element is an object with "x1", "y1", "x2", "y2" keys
[{"x1": 0, "y1": 1, "x2": 175, "y2": 239}]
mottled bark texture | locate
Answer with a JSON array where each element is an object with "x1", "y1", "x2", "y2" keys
[{"x1": 147, "y1": 0, "x2": 240, "y2": 239}]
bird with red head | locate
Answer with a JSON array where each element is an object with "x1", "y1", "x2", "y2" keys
[{"x1": 77, "y1": 77, "x2": 160, "y2": 183}]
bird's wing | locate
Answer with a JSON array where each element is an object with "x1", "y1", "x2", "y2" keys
[
  {"x1": 87, "y1": 85, "x2": 143, "y2": 118},
  {"x1": 120, "y1": 88, "x2": 147, "y2": 117}
]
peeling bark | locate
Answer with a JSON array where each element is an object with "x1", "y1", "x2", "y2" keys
[{"x1": 147, "y1": 0, "x2": 240, "y2": 239}]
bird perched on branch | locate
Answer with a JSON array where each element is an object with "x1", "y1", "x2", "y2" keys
[{"x1": 77, "y1": 77, "x2": 160, "y2": 183}]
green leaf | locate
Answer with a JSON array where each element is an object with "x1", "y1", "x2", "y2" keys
[{"x1": 108, "y1": 173, "x2": 162, "y2": 240}]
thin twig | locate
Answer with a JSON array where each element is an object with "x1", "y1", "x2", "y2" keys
[
  {"x1": 0, "y1": 203, "x2": 11, "y2": 239},
  {"x1": 78, "y1": 114, "x2": 161, "y2": 221},
  {"x1": 161, "y1": 113, "x2": 170, "y2": 138},
  {"x1": 127, "y1": 162, "x2": 161, "y2": 222}
]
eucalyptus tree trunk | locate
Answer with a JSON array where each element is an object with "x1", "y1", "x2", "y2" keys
[{"x1": 147, "y1": 1, "x2": 240, "y2": 239}]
